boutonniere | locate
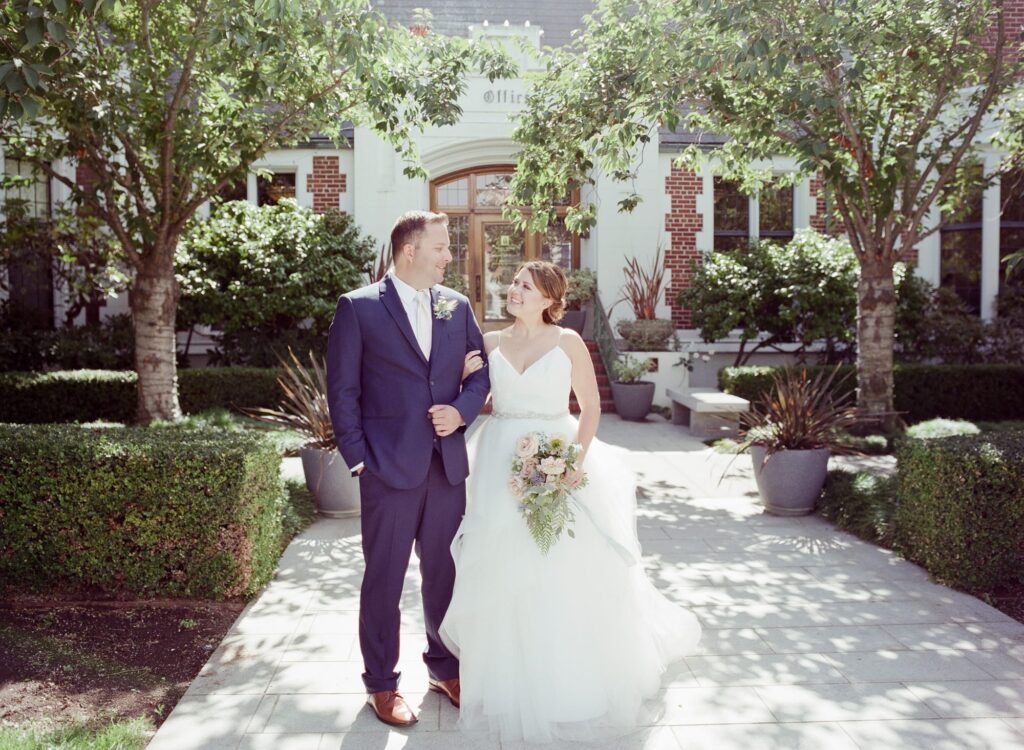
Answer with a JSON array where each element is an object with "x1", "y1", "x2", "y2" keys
[{"x1": 433, "y1": 294, "x2": 457, "y2": 321}]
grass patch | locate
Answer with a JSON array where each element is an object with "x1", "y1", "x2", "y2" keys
[
  {"x1": 0, "y1": 718, "x2": 151, "y2": 750},
  {"x1": 705, "y1": 437, "x2": 746, "y2": 454},
  {"x1": 281, "y1": 478, "x2": 317, "y2": 545}
]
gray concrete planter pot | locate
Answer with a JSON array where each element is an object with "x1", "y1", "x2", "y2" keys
[
  {"x1": 561, "y1": 309, "x2": 586, "y2": 335},
  {"x1": 300, "y1": 446, "x2": 361, "y2": 518},
  {"x1": 750, "y1": 445, "x2": 830, "y2": 516},
  {"x1": 611, "y1": 381, "x2": 655, "y2": 421}
]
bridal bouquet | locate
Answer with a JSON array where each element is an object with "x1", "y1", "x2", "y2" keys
[{"x1": 508, "y1": 432, "x2": 588, "y2": 554}]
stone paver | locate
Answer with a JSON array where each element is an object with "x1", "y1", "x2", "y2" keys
[{"x1": 148, "y1": 417, "x2": 1024, "y2": 750}]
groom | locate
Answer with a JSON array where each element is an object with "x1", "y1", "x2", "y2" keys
[{"x1": 326, "y1": 210, "x2": 490, "y2": 727}]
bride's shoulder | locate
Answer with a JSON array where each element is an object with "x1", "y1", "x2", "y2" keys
[{"x1": 556, "y1": 326, "x2": 587, "y2": 357}]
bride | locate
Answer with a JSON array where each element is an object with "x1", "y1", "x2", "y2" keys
[{"x1": 439, "y1": 260, "x2": 702, "y2": 743}]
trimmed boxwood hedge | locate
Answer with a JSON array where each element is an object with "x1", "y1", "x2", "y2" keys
[
  {"x1": 0, "y1": 367, "x2": 284, "y2": 424},
  {"x1": 894, "y1": 431, "x2": 1024, "y2": 594},
  {"x1": 720, "y1": 363, "x2": 1024, "y2": 423},
  {"x1": 0, "y1": 424, "x2": 285, "y2": 599}
]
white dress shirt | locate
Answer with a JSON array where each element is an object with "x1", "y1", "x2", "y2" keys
[{"x1": 390, "y1": 272, "x2": 433, "y2": 359}]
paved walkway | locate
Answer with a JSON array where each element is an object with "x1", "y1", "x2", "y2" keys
[{"x1": 149, "y1": 417, "x2": 1024, "y2": 750}]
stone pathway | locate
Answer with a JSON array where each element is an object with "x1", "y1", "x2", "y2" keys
[{"x1": 148, "y1": 417, "x2": 1024, "y2": 750}]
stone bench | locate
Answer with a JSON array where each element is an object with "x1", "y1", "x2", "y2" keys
[{"x1": 665, "y1": 387, "x2": 750, "y2": 439}]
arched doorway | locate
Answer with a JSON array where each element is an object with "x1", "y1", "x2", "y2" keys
[{"x1": 430, "y1": 166, "x2": 579, "y2": 330}]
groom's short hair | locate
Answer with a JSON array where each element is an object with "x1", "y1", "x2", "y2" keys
[{"x1": 391, "y1": 211, "x2": 449, "y2": 257}]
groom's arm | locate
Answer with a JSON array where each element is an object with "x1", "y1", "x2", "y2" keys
[
  {"x1": 450, "y1": 303, "x2": 490, "y2": 430},
  {"x1": 326, "y1": 294, "x2": 366, "y2": 471}
]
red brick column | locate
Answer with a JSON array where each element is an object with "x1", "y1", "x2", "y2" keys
[
  {"x1": 809, "y1": 175, "x2": 828, "y2": 234},
  {"x1": 306, "y1": 155, "x2": 347, "y2": 214},
  {"x1": 665, "y1": 164, "x2": 704, "y2": 328}
]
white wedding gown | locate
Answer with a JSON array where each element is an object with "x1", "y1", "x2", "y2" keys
[{"x1": 439, "y1": 344, "x2": 702, "y2": 743}]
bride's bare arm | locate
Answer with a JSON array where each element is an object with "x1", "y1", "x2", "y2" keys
[{"x1": 562, "y1": 329, "x2": 600, "y2": 464}]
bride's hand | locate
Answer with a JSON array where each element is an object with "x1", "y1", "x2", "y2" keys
[
  {"x1": 462, "y1": 349, "x2": 484, "y2": 382},
  {"x1": 565, "y1": 465, "x2": 585, "y2": 490}
]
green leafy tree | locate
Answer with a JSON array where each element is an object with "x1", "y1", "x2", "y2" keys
[
  {"x1": 1, "y1": 0, "x2": 513, "y2": 421},
  {"x1": 176, "y1": 199, "x2": 375, "y2": 365},
  {"x1": 678, "y1": 230, "x2": 858, "y2": 366},
  {"x1": 509, "y1": 0, "x2": 1019, "y2": 427}
]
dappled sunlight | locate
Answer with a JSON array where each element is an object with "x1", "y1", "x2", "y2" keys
[{"x1": 149, "y1": 415, "x2": 1024, "y2": 746}]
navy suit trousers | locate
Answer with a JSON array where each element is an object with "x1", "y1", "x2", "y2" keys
[{"x1": 357, "y1": 451, "x2": 465, "y2": 692}]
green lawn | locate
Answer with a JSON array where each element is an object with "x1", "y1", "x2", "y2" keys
[{"x1": 0, "y1": 719, "x2": 150, "y2": 750}]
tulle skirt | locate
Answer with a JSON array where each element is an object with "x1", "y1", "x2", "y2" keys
[{"x1": 439, "y1": 414, "x2": 702, "y2": 743}]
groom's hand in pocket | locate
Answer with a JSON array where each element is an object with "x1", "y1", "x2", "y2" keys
[{"x1": 429, "y1": 404, "x2": 464, "y2": 437}]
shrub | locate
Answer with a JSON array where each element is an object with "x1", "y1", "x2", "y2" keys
[
  {"x1": 0, "y1": 425, "x2": 287, "y2": 599},
  {"x1": 177, "y1": 200, "x2": 375, "y2": 366},
  {"x1": 0, "y1": 313, "x2": 134, "y2": 373},
  {"x1": 0, "y1": 370, "x2": 136, "y2": 423},
  {"x1": 720, "y1": 363, "x2": 1024, "y2": 423},
  {"x1": 895, "y1": 431, "x2": 1024, "y2": 593},
  {"x1": 0, "y1": 368, "x2": 284, "y2": 423},
  {"x1": 818, "y1": 470, "x2": 899, "y2": 548},
  {"x1": 905, "y1": 418, "x2": 980, "y2": 440},
  {"x1": 179, "y1": 367, "x2": 284, "y2": 414},
  {"x1": 678, "y1": 230, "x2": 858, "y2": 366}
]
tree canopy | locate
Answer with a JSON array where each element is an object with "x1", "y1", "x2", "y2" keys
[{"x1": 0, "y1": 0, "x2": 514, "y2": 420}]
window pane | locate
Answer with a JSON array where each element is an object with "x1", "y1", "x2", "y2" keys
[
  {"x1": 475, "y1": 172, "x2": 513, "y2": 208},
  {"x1": 1001, "y1": 170, "x2": 1024, "y2": 222},
  {"x1": 3, "y1": 158, "x2": 53, "y2": 328},
  {"x1": 941, "y1": 168, "x2": 983, "y2": 312},
  {"x1": 1000, "y1": 170, "x2": 1024, "y2": 293},
  {"x1": 482, "y1": 222, "x2": 525, "y2": 320},
  {"x1": 444, "y1": 214, "x2": 470, "y2": 296},
  {"x1": 940, "y1": 228, "x2": 982, "y2": 313},
  {"x1": 3, "y1": 158, "x2": 50, "y2": 219},
  {"x1": 541, "y1": 218, "x2": 574, "y2": 271},
  {"x1": 713, "y1": 177, "x2": 748, "y2": 252},
  {"x1": 713, "y1": 234, "x2": 750, "y2": 253},
  {"x1": 760, "y1": 180, "x2": 793, "y2": 243},
  {"x1": 257, "y1": 172, "x2": 296, "y2": 206},
  {"x1": 437, "y1": 177, "x2": 469, "y2": 209},
  {"x1": 217, "y1": 178, "x2": 248, "y2": 204},
  {"x1": 713, "y1": 177, "x2": 747, "y2": 232}
]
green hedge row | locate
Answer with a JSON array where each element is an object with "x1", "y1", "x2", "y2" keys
[
  {"x1": 895, "y1": 430, "x2": 1024, "y2": 593},
  {"x1": 0, "y1": 424, "x2": 286, "y2": 599},
  {"x1": 720, "y1": 364, "x2": 1024, "y2": 423},
  {"x1": 0, "y1": 368, "x2": 283, "y2": 424}
]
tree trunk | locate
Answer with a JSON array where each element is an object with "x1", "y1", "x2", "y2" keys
[
  {"x1": 131, "y1": 250, "x2": 182, "y2": 423},
  {"x1": 856, "y1": 259, "x2": 898, "y2": 430}
]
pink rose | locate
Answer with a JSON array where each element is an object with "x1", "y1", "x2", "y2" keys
[
  {"x1": 507, "y1": 476, "x2": 524, "y2": 497},
  {"x1": 515, "y1": 433, "x2": 539, "y2": 458}
]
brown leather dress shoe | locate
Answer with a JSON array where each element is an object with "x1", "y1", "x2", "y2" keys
[
  {"x1": 428, "y1": 677, "x2": 461, "y2": 707},
  {"x1": 366, "y1": 690, "x2": 418, "y2": 726}
]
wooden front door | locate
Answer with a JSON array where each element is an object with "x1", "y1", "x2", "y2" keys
[{"x1": 431, "y1": 167, "x2": 579, "y2": 331}]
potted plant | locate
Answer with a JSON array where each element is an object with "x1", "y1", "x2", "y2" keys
[
  {"x1": 612, "y1": 245, "x2": 675, "y2": 351},
  {"x1": 610, "y1": 354, "x2": 656, "y2": 421},
  {"x1": 736, "y1": 366, "x2": 860, "y2": 516},
  {"x1": 244, "y1": 348, "x2": 360, "y2": 518},
  {"x1": 561, "y1": 268, "x2": 597, "y2": 335}
]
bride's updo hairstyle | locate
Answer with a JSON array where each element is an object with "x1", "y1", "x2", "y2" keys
[{"x1": 517, "y1": 260, "x2": 567, "y2": 324}]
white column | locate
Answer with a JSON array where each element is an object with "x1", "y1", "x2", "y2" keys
[
  {"x1": 981, "y1": 153, "x2": 1001, "y2": 321},
  {"x1": 916, "y1": 203, "x2": 942, "y2": 286}
]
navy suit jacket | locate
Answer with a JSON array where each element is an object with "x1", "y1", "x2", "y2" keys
[{"x1": 325, "y1": 276, "x2": 490, "y2": 489}]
